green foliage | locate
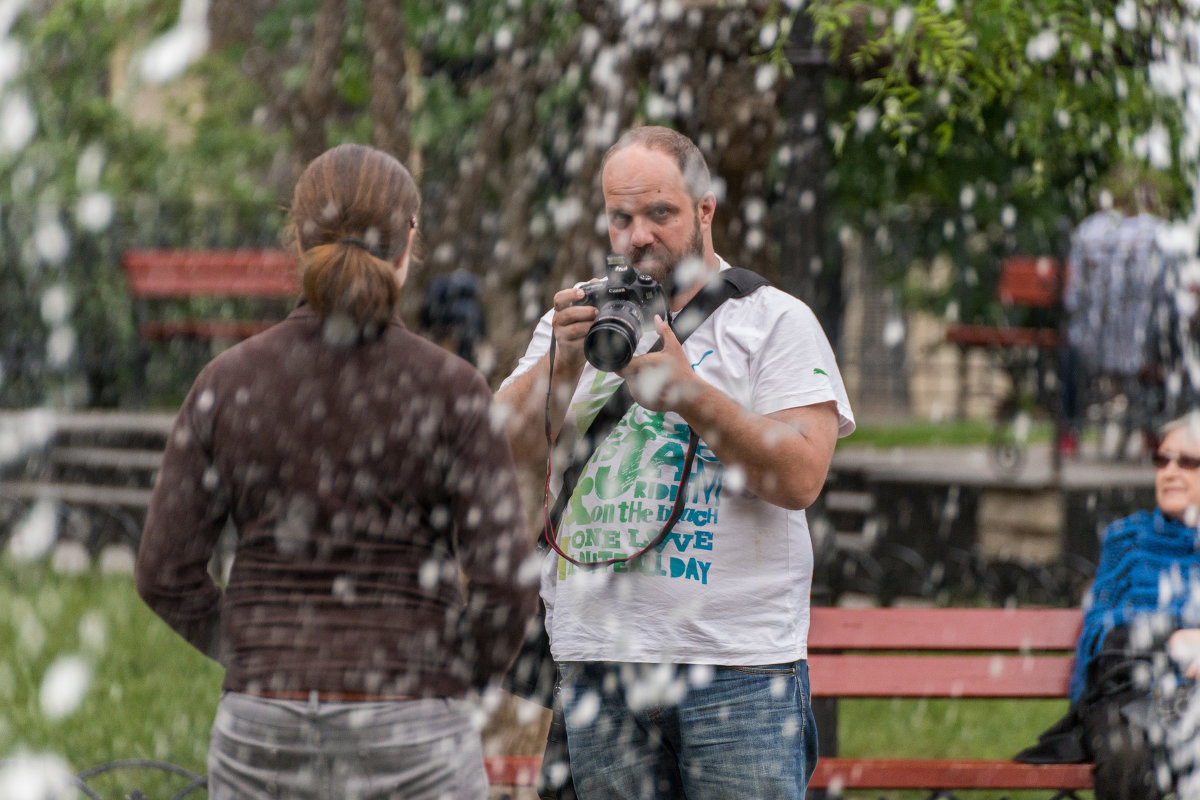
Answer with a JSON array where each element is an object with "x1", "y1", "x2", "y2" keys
[
  {"x1": 0, "y1": 0, "x2": 290, "y2": 407},
  {"x1": 254, "y1": 0, "x2": 318, "y2": 51},
  {"x1": 411, "y1": 74, "x2": 494, "y2": 156},
  {"x1": 183, "y1": 62, "x2": 288, "y2": 217},
  {"x1": 2, "y1": 0, "x2": 1195, "y2": 408},
  {"x1": 2, "y1": 6, "x2": 126, "y2": 398},
  {"x1": 812, "y1": 0, "x2": 1190, "y2": 162},
  {"x1": 811, "y1": 0, "x2": 1195, "y2": 322}
]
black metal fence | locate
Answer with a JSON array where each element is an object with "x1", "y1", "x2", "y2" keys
[
  {"x1": 0, "y1": 758, "x2": 206, "y2": 800},
  {"x1": 813, "y1": 536, "x2": 1095, "y2": 609}
]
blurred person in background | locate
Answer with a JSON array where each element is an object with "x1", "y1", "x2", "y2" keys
[
  {"x1": 1062, "y1": 164, "x2": 1185, "y2": 459},
  {"x1": 135, "y1": 143, "x2": 539, "y2": 800},
  {"x1": 1059, "y1": 191, "x2": 1122, "y2": 457},
  {"x1": 419, "y1": 269, "x2": 486, "y2": 366}
]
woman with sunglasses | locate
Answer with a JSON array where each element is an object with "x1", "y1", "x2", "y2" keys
[{"x1": 1019, "y1": 412, "x2": 1200, "y2": 797}]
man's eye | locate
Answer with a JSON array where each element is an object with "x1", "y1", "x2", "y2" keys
[
  {"x1": 611, "y1": 214, "x2": 631, "y2": 227},
  {"x1": 651, "y1": 207, "x2": 672, "y2": 220}
]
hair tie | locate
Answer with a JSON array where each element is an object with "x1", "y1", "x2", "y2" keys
[{"x1": 340, "y1": 237, "x2": 376, "y2": 255}]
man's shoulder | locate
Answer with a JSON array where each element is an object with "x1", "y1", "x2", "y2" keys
[
  {"x1": 714, "y1": 280, "x2": 810, "y2": 323},
  {"x1": 714, "y1": 259, "x2": 804, "y2": 304}
]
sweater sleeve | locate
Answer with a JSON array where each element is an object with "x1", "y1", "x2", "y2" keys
[
  {"x1": 134, "y1": 379, "x2": 229, "y2": 661},
  {"x1": 1069, "y1": 512, "x2": 1146, "y2": 700},
  {"x1": 443, "y1": 373, "x2": 540, "y2": 688}
]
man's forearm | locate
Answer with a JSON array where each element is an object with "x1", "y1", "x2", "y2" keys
[
  {"x1": 676, "y1": 385, "x2": 837, "y2": 511},
  {"x1": 496, "y1": 351, "x2": 584, "y2": 467}
]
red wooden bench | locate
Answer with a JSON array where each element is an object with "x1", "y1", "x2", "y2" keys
[
  {"x1": 943, "y1": 256, "x2": 1065, "y2": 443},
  {"x1": 482, "y1": 606, "x2": 1090, "y2": 795},
  {"x1": 806, "y1": 606, "x2": 1088, "y2": 793},
  {"x1": 943, "y1": 255, "x2": 1063, "y2": 351},
  {"x1": 121, "y1": 249, "x2": 299, "y2": 341}
]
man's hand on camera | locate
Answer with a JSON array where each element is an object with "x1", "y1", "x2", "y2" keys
[
  {"x1": 618, "y1": 315, "x2": 703, "y2": 413},
  {"x1": 552, "y1": 286, "x2": 597, "y2": 373}
]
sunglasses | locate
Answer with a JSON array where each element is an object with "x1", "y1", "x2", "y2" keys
[{"x1": 1152, "y1": 451, "x2": 1200, "y2": 470}]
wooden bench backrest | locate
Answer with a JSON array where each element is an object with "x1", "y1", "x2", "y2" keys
[
  {"x1": 807, "y1": 607, "x2": 1081, "y2": 699},
  {"x1": 996, "y1": 256, "x2": 1062, "y2": 308},
  {"x1": 122, "y1": 249, "x2": 299, "y2": 298},
  {"x1": 486, "y1": 607, "x2": 1092, "y2": 791}
]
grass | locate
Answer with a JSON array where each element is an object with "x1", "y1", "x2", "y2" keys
[
  {"x1": 0, "y1": 558, "x2": 1089, "y2": 799},
  {"x1": 835, "y1": 697, "x2": 1085, "y2": 799},
  {"x1": 846, "y1": 417, "x2": 1056, "y2": 449},
  {"x1": 0, "y1": 557, "x2": 222, "y2": 798}
]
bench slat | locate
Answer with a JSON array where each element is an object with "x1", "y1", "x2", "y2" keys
[
  {"x1": 811, "y1": 758, "x2": 1091, "y2": 789},
  {"x1": 122, "y1": 249, "x2": 298, "y2": 298},
  {"x1": 941, "y1": 254, "x2": 1061, "y2": 353},
  {"x1": 2, "y1": 481, "x2": 154, "y2": 508},
  {"x1": 809, "y1": 653, "x2": 1073, "y2": 698},
  {"x1": 809, "y1": 607, "x2": 1081, "y2": 651},
  {"x1": 943, "y1": 323, "x2": 1058, "y2": 349},
  {"x1": 996, "y1": 256, "x2": 1062, "y2": 308},
  {"x1": 484, "y1": 755, "x2": 542, "y2": 787},
  {"x1": 483, "y1": 755, "x2": 1094, "y2": 791},
  {"x1": 50, "y1": 447, "x2": 164, "y2": 471}
]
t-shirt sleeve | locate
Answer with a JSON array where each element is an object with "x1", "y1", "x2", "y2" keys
[
  {"x1": 498, "y1": 308, "x2": 555, "y2": 389},
  {"x1": 747, "y1": 292, "x2": 855, "y2": 437}
]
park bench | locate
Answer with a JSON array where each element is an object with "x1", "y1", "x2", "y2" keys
[
  {"x1": 943, "y1": 255, "x2": 1063, "y2": 352},
  {"x1": 482, "y1": 605, "x2": 1091, "y2": 797},
  {"x1": 121, "y1": 248, "x2": 299, "y2": 342},
  {"x1": 806, "y1": 605, "x2": 1089, "y2": 795},
  {"x1": 942, "y1": 255, "x2": 1065, "y2": 471}
]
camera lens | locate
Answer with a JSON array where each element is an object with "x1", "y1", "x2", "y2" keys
[{"x1": 584, "y1": 301, "x2": 641, "y2": 372}]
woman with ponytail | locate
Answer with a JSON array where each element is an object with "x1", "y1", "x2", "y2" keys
[{"x1": 135, "y1": 143, "x2": 538, "y2": 800}]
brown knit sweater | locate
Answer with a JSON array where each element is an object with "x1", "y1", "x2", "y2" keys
[{"x1": 136, "y1": 305, "x2": 538, "y2": 698}]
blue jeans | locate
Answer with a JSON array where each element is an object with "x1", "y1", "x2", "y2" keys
[{"x1": 558, "y1": 660, "x2": 817, "y2": 799}]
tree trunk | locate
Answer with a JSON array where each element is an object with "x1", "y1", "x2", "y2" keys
[
  {"x1": 777, "y1": 9, "x2": 839, "y2": 341},
  {"x1": 363, "y1": 0, "x2": 410, "y2": 161},
  {"x1": 292, "y1": 0, "x2": 347, "y2": 165},
  {"x1": 207, "y1": 0, "x2": 275, "y2": 51},
  {"x1": 406, "y1": 3, "x2": 571, "y2": 382}
]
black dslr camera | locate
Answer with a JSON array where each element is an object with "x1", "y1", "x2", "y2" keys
[{"x1": 574, "y1": 254, "x2": 670, "y2": 372}]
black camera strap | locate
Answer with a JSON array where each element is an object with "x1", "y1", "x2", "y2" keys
[{"x1": 541, "y1": 267, "x2": 769, "y2": 566}]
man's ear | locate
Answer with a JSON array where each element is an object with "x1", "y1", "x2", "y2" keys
[{"x1": 698, "y1": 192, "x2": 717, "y2": 230}]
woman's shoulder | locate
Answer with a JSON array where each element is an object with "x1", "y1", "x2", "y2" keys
[
  {"x1": 1097, "y1": 509, "x2": 1186, "y2": 557},
  {"x1": 385, "y1": 324, "x2": 491, "y2": 391},
  {"x1": 1102, "y1": 509, "x2": 1156, "y2": 541}
]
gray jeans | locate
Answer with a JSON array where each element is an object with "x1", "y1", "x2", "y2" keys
[{"x1": 208, "y1": 692, "x2": 488, "y2": 800}]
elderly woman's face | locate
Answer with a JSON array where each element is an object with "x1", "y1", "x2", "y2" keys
[{"x1": 1155, "y1": 426, "x2": 1200, "y2": 523}]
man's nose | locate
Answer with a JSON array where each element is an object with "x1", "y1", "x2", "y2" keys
[{"x1": 629, "y1": 217, "x2": 655, "y2": 247}]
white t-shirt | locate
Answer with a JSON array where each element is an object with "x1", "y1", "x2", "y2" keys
[{"x1": 501, "y1": 261, "x2": 855, "y2": 665}]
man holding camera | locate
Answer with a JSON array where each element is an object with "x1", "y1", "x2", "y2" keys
[{"x1": 497, "y1": 125, "x2": 855, "y2": 799}]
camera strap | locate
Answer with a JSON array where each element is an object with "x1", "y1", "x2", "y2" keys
[{"x1": 541, "y1": 267, "x2": 770, "y2": 567}]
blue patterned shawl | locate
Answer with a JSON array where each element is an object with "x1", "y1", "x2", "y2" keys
[{"x1": 1070, "y1": 509, "x2": 1200, "y2": 701}]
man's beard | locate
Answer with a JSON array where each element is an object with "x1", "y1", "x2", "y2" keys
[{"x1": 628, "y1": 213, "x2": 704, "y2": 297}]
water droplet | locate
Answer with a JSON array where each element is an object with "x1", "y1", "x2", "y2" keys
[{"x1": 39, "y1": 655, "x2": 92, "y2": 720}]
